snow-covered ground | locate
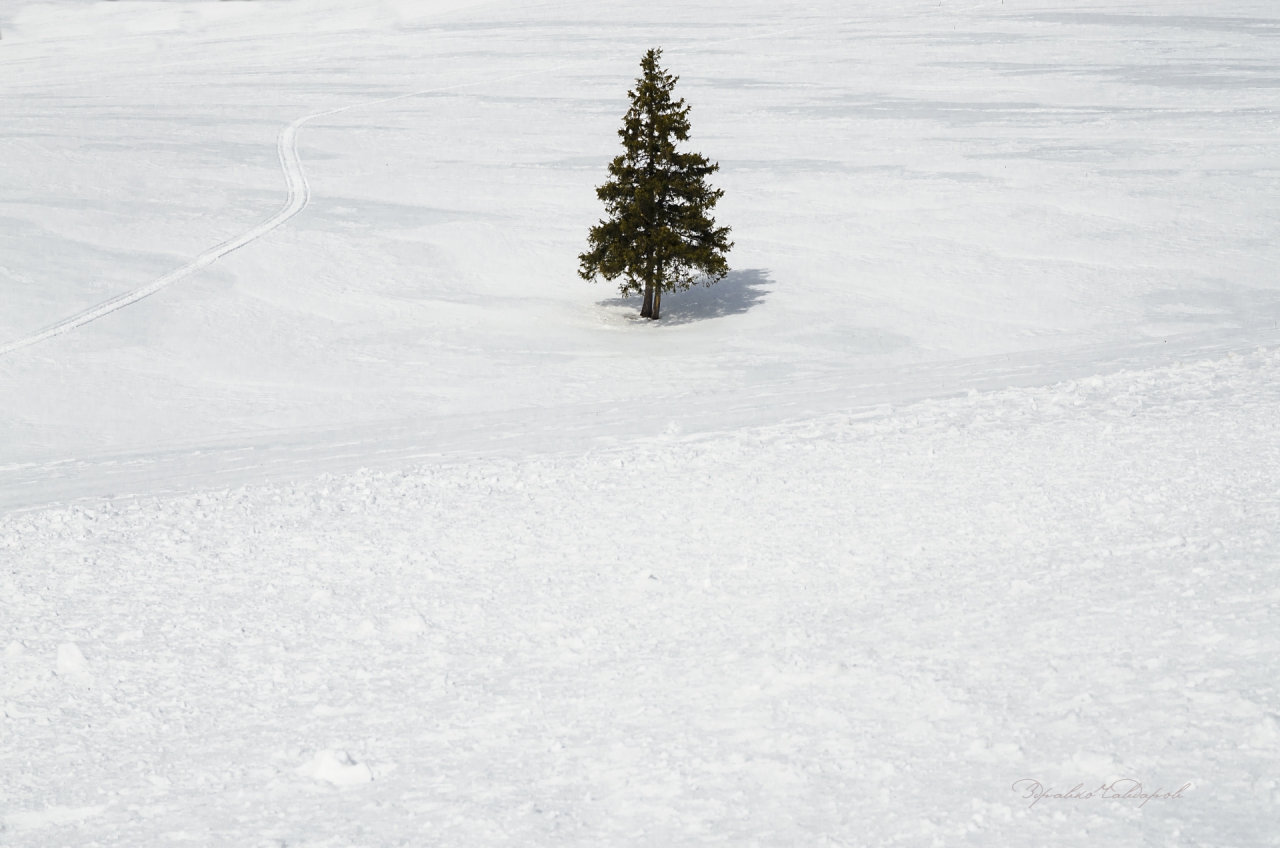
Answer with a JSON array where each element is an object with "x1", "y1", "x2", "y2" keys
[
  {"x1": 6, "y1": 350, "x2": 1280, "y2": 845},
  {"x1": 3, "y1": 0, "x2": 1279, "y2": 473},
  {"x1": 2, "y1": 0, "x2": 1279, "y2": 845}
]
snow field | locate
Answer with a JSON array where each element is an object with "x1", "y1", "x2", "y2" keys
[
  {"x1": 2, "y1": 0, "x2": 1279, "y2": 844},
  {"x1": 4, "y1": 349, "x2": 1278, "y2": 845},
  {"x1": 3, "y1": 0, "x2": 1280, "y2": 461}
]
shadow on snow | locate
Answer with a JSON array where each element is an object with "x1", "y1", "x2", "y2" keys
[{"x1": 598, "y1": 268, "x2": 772, "y2": 325}]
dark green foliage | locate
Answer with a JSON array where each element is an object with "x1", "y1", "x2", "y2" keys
[{"x1": 579, "y1": 48, "x2": 733, "y2": 319}]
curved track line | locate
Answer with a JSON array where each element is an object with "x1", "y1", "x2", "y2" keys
[
  {"x1": 0, "y1": 69, "x2": 565, "y2": 358},
  {"x1": 0, "y1": 111, "x2": 319, "y2": 358}
]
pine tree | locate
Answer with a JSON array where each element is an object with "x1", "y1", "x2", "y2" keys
[{"x1": 579, "y1": 48, "x2": 733, "y2": 320}]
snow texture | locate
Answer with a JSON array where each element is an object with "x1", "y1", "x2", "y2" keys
[
  {"x1": 4, "y1": 351, "x2": 1279, "y2": 845},
  {"x1": 1, "y1": 0, "x2": 1278, "y2": 845}
]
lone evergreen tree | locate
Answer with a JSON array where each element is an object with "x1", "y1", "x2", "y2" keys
[{"x1": 579, "y1": 48, "x2": 732, "y2": 320}]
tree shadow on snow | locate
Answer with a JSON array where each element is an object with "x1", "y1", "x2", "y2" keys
[{"x1": 599, "y1": 268, "x2": 773, "y2": 325}]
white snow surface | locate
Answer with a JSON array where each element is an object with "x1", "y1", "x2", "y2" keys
[
  {"x1": 3, "y1": 0, "x2": 1279, "y2": 482},
  {"x1": 2, "y1": 0, "x2": 1279, "y2": 844},
  {"x1": 5, "y1": 350, "x2": 1280, "y2": 844}
]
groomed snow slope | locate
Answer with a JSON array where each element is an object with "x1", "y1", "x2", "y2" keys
[{"x1": 4, "y1": 350, "x2": 1279, "y2": 845}]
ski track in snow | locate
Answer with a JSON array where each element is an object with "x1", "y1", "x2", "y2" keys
[
  {"x1": 0, "y1": 115, "x2": 310, "y2": 356},
  {"x1": 3, "y1": 348, "x2": 1278, "y2": 845},
  {"x1": 0, "y1": 73, "x2": 550, "y2": 358}
]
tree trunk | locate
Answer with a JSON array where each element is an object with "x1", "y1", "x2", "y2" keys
[
  {"x1": 652, "y1": 285, "x2": 662, "y2": 320},
  {"x1": 640, "y1": 282, "x2": 654, "y2": 318}
]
